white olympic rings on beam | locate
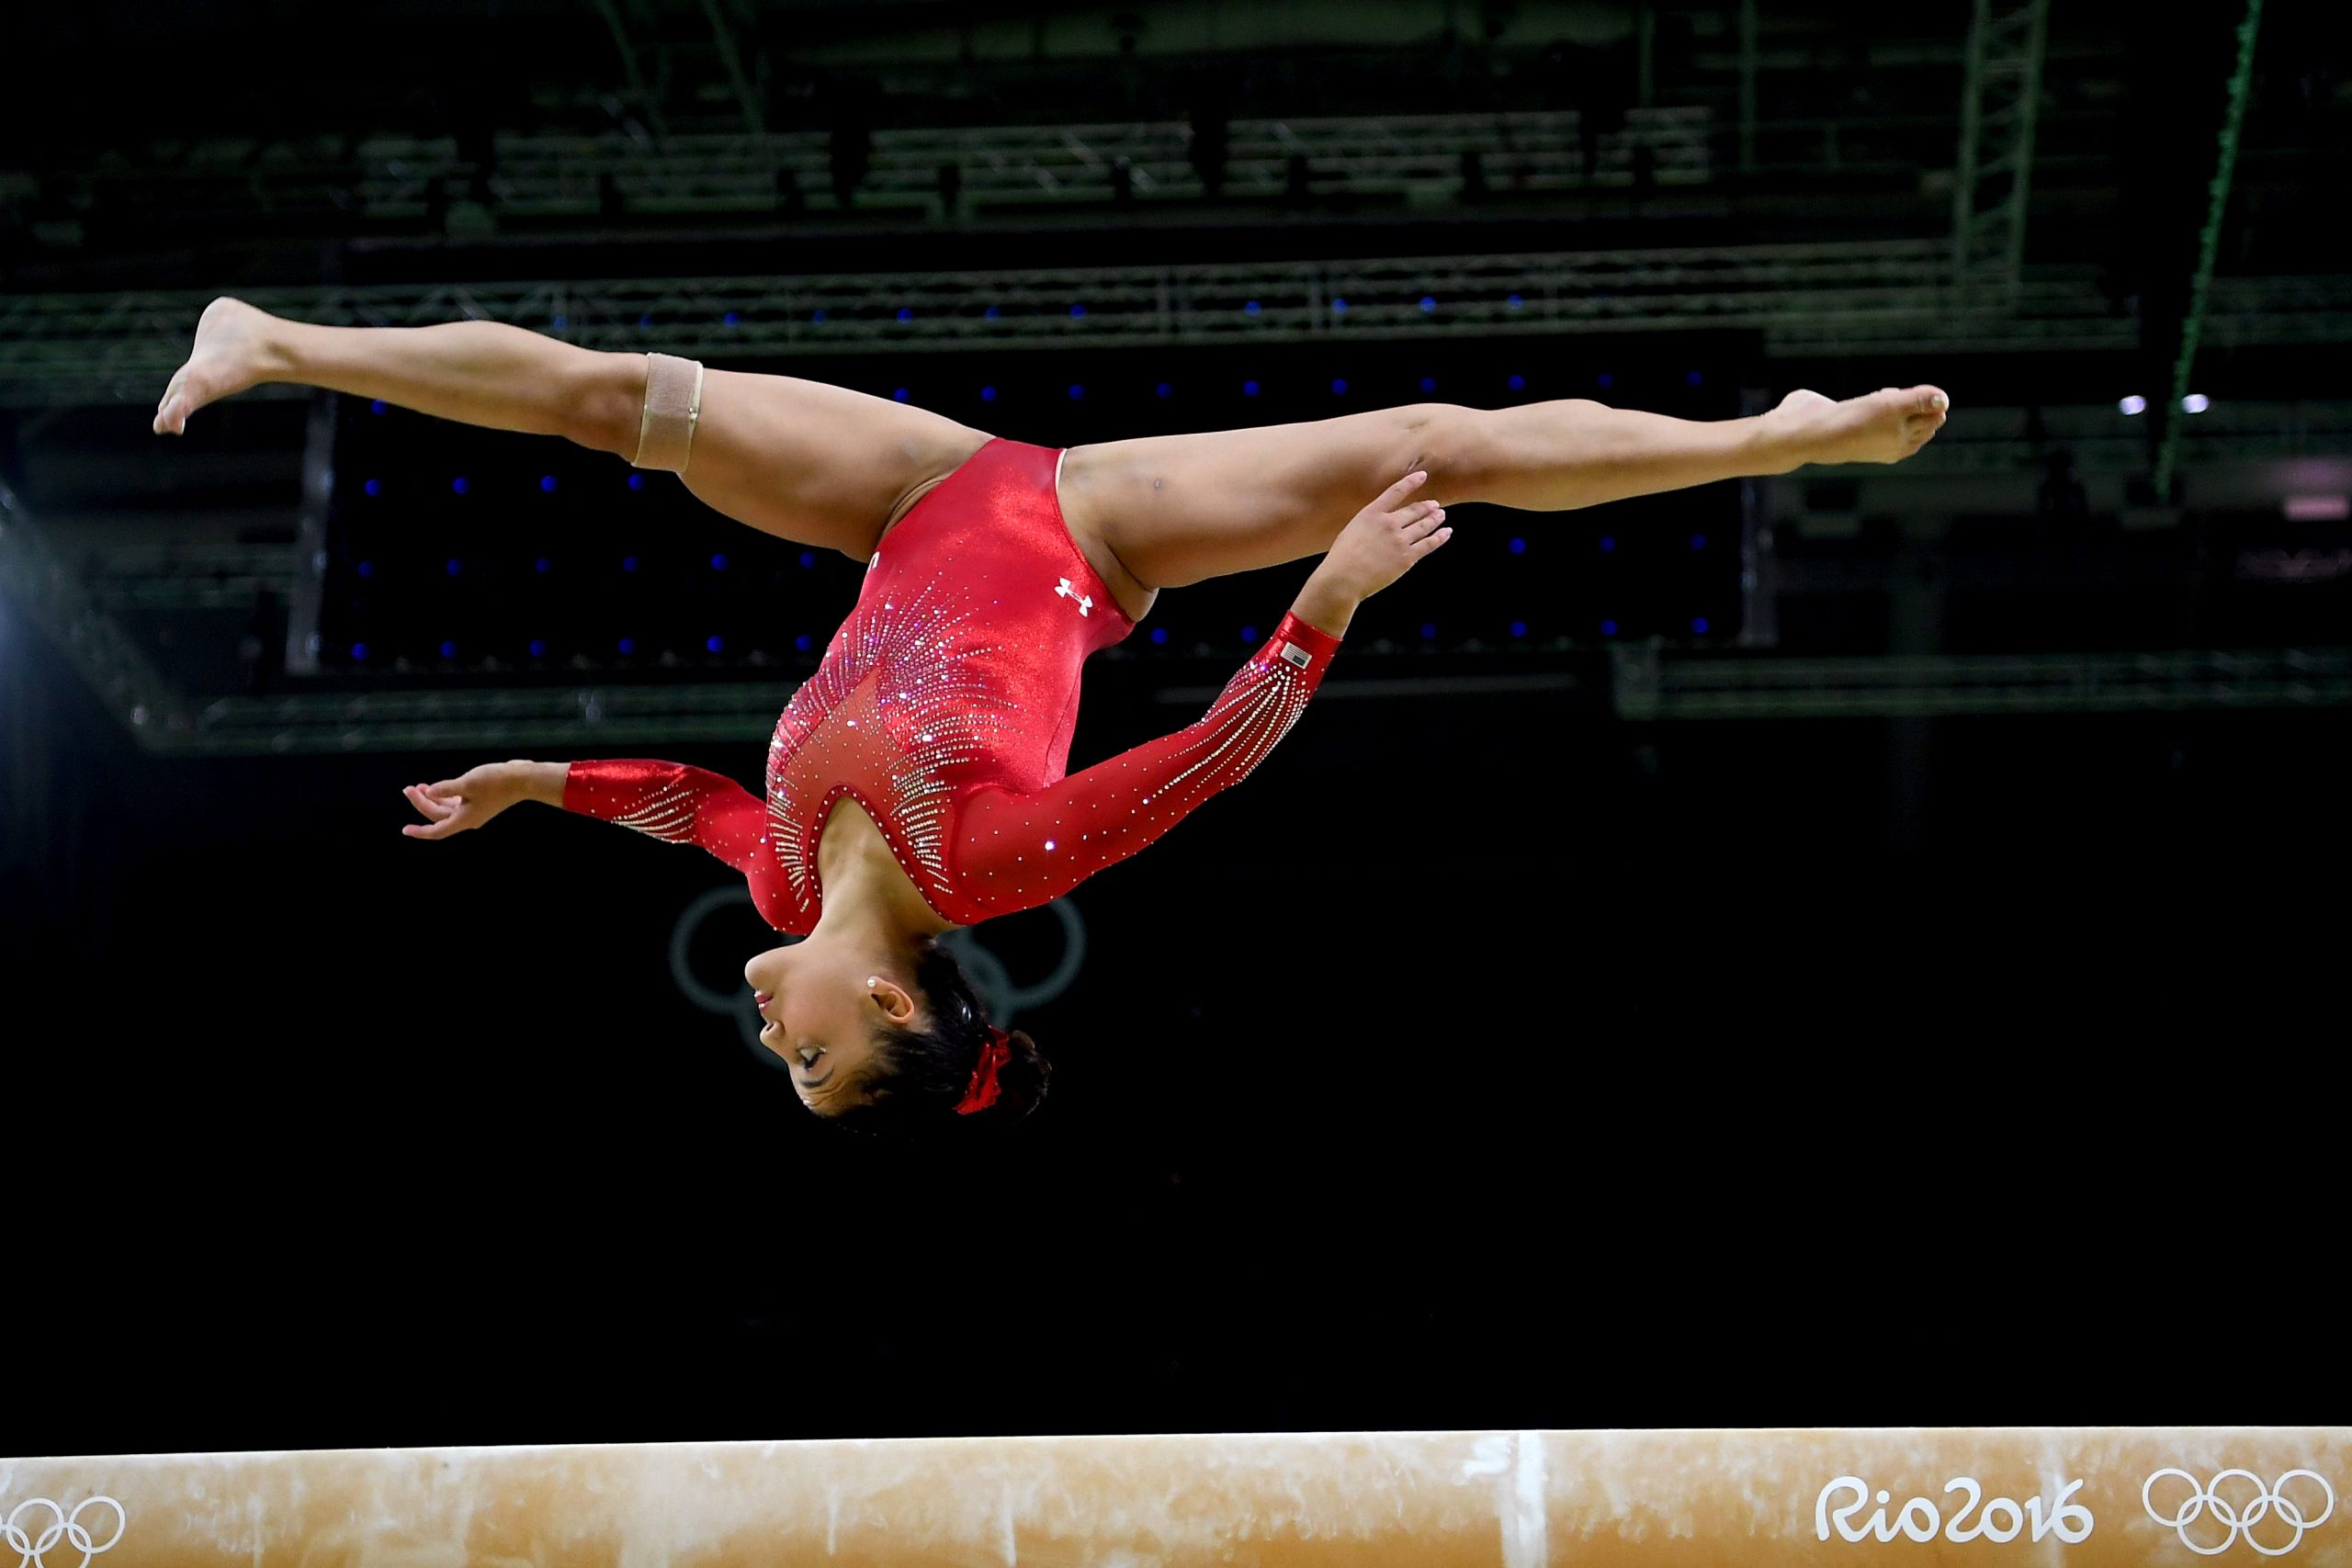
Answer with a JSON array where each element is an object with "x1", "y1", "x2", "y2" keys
[
  {"x1": 2143, "y1": 1470, "x2": 2336, "y2": 1556},
  {"x1": 2, "y1": 1497, "x2": 125, "y2": 1568}
]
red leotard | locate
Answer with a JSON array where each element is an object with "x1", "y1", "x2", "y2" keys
[{"x1": 562, "y1": 437, "x2": 1342, "y2": 932}]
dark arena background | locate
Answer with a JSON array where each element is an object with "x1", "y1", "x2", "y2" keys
[{"x1": 3, "y1": 0, "x2": 2346, "y2": 1471}]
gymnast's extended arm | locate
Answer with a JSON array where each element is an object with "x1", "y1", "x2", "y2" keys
[{"x1": 398, "y1": 759, "x2": 769, "y2": 878}]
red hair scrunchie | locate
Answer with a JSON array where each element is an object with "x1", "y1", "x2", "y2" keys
[{"x1": 954, "y1": 1028, "x2": 1013, "y2": 1116}]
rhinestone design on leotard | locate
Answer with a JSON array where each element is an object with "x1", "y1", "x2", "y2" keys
[
  {"x1": 1150, "y1": 651, "x2": 1313, "y2": 795},
  {"x1": 608, "y1": 780, "x2": 704, "y2": 842},
  {"x1": 764, "y1": 569, "x2": 1021, "y2": 910}
]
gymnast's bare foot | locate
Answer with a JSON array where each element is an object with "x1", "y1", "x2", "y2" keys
[
  {"x1": 1768, "y1": 384, "x2": 1950, "y2": 468},
  {"x1": 153, "y1": 297, "x2": 292, "y2": 435}
]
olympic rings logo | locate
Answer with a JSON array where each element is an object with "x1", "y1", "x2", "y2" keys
[
  {"x1": 2143, "y1": 1470, "x2": 2336, "y2": 1556},
  {"x1": 3, "y1": 1497, "x2": 125, "y2": 1568},
  {"x1": 670, "y1": 884, "x2": 1087, "y2": 1062}
]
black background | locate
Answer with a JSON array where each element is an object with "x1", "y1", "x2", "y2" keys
[{"x1": 7, "y1": 613, "x2": 2342, "y2": 1455}]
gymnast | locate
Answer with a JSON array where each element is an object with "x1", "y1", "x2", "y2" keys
[{"x1": 155, "y1": 299, "x2": 1947, "y2": 1132}]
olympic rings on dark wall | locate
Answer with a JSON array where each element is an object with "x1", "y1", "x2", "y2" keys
[{"x1": 666, "y1": 884, "x2": 1087, "y2": 1064}]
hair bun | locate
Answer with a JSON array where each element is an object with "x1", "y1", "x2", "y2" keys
[{"x1": 982, "y1": 1029, "x2": 1051, "y2": 1124}]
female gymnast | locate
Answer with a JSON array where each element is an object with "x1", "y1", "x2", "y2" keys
[{"x1": 155, "y1": 299, "x2": 1947, "y2": 1133}]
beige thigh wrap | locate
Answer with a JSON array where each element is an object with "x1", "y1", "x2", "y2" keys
[{"x1": 631, "y1": 352, "x2": 706, "y2": 473}]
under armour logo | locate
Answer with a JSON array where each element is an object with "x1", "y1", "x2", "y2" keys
[{"x1": 1054, "y1": 578, "x2": 1093, "y2": 616}]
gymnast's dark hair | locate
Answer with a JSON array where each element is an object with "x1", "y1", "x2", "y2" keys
[{"x1": 824, "y1": 936, "x2": 1051, "y2": 1136}]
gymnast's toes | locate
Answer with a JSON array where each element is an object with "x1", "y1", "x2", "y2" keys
[{"x1": 1879, "y1": 384, "x2": 1950, "y2": 461}]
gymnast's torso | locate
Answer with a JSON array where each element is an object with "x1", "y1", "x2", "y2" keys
[
  {"x1": 562, "y1": 436, "x2": 1341, "y2": 934},
  {"x1": 763, "y1": 437, "x2": 1137, "y2": 924}
]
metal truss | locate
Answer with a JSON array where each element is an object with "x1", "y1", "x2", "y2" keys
[
  {"x1": 87, "y1": 540, "x2": 300, "y2": 611},
  {"x1": 187, "y1": 680, "x2": 802, "y2": 756},
  {"x1": 9, "y1": 236, "x2": 2347, "y2": 410},
  {"x1": 1609, "y1": 643, "x2": 2352, "y2": 720},
  {"x1": 1951, "y1": 0, "x2": 2050, "y2": 298},
  {"x1": 40, "y1": 643, "x2": 2348, "y2": 755},
  {"x1": 0, "y1": 480, "x2": 189, "y2": 741},
  {"x1": 2156, "y1": 0, "x2": 2265, "y2": 497},
  {"x1": 1779, "y1": 272, "x2": 2352, "y2": 358}
]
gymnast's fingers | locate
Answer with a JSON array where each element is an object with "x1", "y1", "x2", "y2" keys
[
  {"x1": 1411, "y1": 525, "x2": 1455, "y2": 557},
  {"x1": 401, "y1": 813, "x2": 464, "y2": 840},
  {"x1": 404, "y1": 784, "x2": 456, "y2": 820},
  {"x1": 1374, "y1": 469, "x2": 1429, "y2": 512},
  {"x1": 1401, "y1": 503, "x2": 1447, "y2": 537}
]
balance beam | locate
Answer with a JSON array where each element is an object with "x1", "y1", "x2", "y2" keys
[{"x1": 4, "y1": 1427, "x2": 2342, "y2": 1566}]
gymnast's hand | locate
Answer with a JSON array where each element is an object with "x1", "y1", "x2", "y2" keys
[
  {"x1": 1290, "y1": 470, "x2": 1454, "y2": 637},
  {"x1": 401, "y1": 761, "x2": 553, "y2": 840},
  {"x1": 1316, "y1": 469, "x2": 1454, "y2": 601}
]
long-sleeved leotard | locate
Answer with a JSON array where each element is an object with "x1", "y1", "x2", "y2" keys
[{"x1": 561, "y1": 437, "x2": 1342, "y2": 932}]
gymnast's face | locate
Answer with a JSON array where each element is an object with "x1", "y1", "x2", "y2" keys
[{"x1": 743, "y1": 931, "x2": 916, "y2": 1114}]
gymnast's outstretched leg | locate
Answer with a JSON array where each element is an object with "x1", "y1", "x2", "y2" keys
[
  {"x1": 1057, "y1": 385, "x2": 1949, "y2": 590},
  {"x1": 153, "y1": 298, "x2": 989, "y2": 558}
]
